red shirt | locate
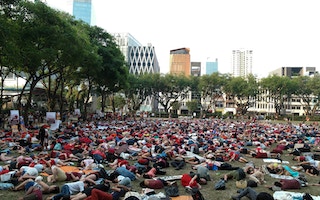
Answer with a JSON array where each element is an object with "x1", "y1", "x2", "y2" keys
[
  {"x1": 181, "y1": 174, "x2": 198, "y2": 188},
  {"x1": 91, "y1": 149, "x2": 106, "y2": 159}
]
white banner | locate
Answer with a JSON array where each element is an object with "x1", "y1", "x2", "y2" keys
[
  {"x1": 10, "y1": 110, "x2": 19, "y2": 125},
  {"x1": 46, "y1": 112, "x2": 56, "y2": 124}
]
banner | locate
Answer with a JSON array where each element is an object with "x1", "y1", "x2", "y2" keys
[
  {"x1": 46, "y1": 112, "x2": 56, "y2": 124},
  {"x1": 50, "y1": 120, "x2": 60, "y2": 131},
  {"x1": 74, "y1": 109, "x2": 81, "y2": 116},
  {"x1": 10, "y1": 110, "x2": 19, "y2": 125}
]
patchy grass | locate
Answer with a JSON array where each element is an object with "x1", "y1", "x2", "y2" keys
[{"x1": 1, "y1": 144, "x2": 319, "y2": 200}]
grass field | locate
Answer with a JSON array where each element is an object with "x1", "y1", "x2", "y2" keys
[{"x1": 1, "y1": 141, "x2": 319, "y2": 200}]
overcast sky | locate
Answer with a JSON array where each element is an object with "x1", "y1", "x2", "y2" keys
[{"x1": 46, "y1": 0, "x2": 320, "y2": 78}]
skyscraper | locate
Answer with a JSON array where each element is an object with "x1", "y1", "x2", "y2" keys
[
  {"x1": 169, "y1": 48, "x2": 191, "y2": 76},
  {"x1": 112, "y1": 33, "x2": 142, "y2": 63},
  {"x1": 73, "y1": 0, "x2": 92, "y2": 25},
  {"x1": 205, "y1": 58, "x2": 218, "y2": 75},
  {"x1": 128, "y1": 45, "x2": 160, "y2": 75},
  {"x1": 112, "y1": 33, "x2": 159, "y2": 75},
  {"x1": 44, "y1": 0, "x2": 92, "y2": 25},
  {"x1": 232, "y1": 49, "x2": 253, "y2": 77}
]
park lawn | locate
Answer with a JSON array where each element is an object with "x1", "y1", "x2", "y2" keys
[{"x1": 1, "y1": 142, "x2": 319, "y2": 200}]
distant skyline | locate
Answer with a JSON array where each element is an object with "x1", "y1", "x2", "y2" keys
[{"x1": 45, "y1": 0, "x2": 320, "y2": 78}]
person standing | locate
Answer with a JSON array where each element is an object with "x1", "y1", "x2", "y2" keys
[
  {"x1": 39, "y1": 126, "x2": 46, "y2": 149},
  {"x1": 28, "y1": 113, "x2": 34, "y2": 127}
]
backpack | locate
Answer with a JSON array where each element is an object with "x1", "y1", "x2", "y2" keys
[
  {"x1": 98, "y1": 167, "x2": 108, "y2": 179},
  {"x1": 237, "y1": 168, "x2": 246, "y2": 180},
  {"x1": 165, "y1": 183, "x2": 179, "y2": 197},
  {"x1": 191, "y1": 188, "x2": 205, "y2": 200},
  {"x1": 247, "y1": 180, "x2": 258, "y2": 187},
  {"x1": 303, "y1": 193, "x2": 314, "y2": 200},
  {"x1": 220, "y1": 162, "x2": 232, "y2": 170},
  {"x1": 214, "y1": 179, "x2": 226, "y2": 190}
]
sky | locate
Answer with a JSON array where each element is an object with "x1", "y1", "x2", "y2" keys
[{"x1": 46, "y1": 0, "x2": 320, "y2": 78}]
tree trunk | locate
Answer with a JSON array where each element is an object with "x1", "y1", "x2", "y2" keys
[
  {"x1": 47, "y1": 69, "x2": 52, "y2": 111},
  {"x1": 83, "y1": 83, "x2": 92, "y2": 120},
  {"x1": 59, "y1": 77, "x2": 65, "y2": 114},
  {"x1": 111, "y1": 93, "x2": 116, "y2": 113},
  {"x1": 0, "y1": 77, "x2": 4, "y2": 116},
  {"x1": 23, "y1": 79, "x2": 38, "y2": 125},
  {"x1": 101, "y1": 93, "x2": 106, "y2": 113}
]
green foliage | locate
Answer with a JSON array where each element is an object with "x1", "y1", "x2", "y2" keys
[
  {"x1": 0, "y1": 0, "x2": 127, "y2": 117},
  {"x1": 186, "y1": 100, "x2": 198, "y2": 114},
  {"x1": 153, "y1": 74, "x2": 191, "y2": 113},
  {"x1": 3, "y1": 1, "x2": 320, "y2": 120},
  {"x1": 224, "y1": 74, "x2": 258, "y2": 115}
]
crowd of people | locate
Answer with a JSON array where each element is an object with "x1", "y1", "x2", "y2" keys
[{"x1": 0, "y1": 115, "x2": 320, "y2": 200}]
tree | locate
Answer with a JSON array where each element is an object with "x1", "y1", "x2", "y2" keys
[
  {"x1": 39, "y1": 12, "x2": 92, "y2": 113},
  {"x1": 124, "y1": 73, "x2": 153, "y2": 116},
  {"x1": 186, "y1": 100, "x2": 198, "y2": 115},
  {"x1": 260, "y1": 75, "x2": 292, "y2": 117},
  {"x1": 308, "y1": 74, "x2": 320, "y2": 116},
  {"x1": 91, "y1": 26, "x2": 128, "y2": 113},
  {"x1": 111, "y1": 94, "x2": 126, "y2": 114},
  {"x1": 223, "y1": 74, "x2": 258, "y2": 115},
  {"x1": 290, "y1": 76, "x2": 313, "y2": 116},
  {"x1": 152, "y1": 74, "x2": 190, "y2": 113},
  {"x1": 199, "y1": 72, "x2": 226, "y2": 113},
  {"x1": 0, "y1": 0, "x2": 21, "y2": 115},
  {"x1": 12, "y1": 1, "x2": 94, "y2": 121}
]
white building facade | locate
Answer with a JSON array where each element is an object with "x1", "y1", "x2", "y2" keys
[{"x1": 232, "y1": 49, "x2": 253, "y2": 77}]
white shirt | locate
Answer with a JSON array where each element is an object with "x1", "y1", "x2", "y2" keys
[
  {"x1": 66, "y1": 181, "x2": 85, "y2": 195},
  {"x1": 21, "y1": 166, "x2": 38, "y2": 176}
]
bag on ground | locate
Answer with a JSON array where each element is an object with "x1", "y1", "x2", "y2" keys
[{"x1": 214, "y1": 179, "x2": 226, "y2": 190}]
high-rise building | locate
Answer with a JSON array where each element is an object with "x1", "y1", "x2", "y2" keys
[
  {"x1": 128, "y1": 45, "x2": 160, "y2": 75},
  {"x1": 112, "y1": 33, "x2": 142, "y2": 63},
  {"x1": 205, "y1": 58, "x2": 218, "y2": 75},
  {"x1": 112, "y1": 33, "x2": 159, "y2": 112},
  {"x1": 44, "y1": 0, "x2": 92, "y2": 25},
  {"x1": 169, "y1": 48, "x2": 191, "y2": 76},
  {"x1": 232, "y1": 49, "x2": 253, "y2": 77},
  {"x1": 191, "y1": 62, "x2": 201, "y2": 77},
  {"x1": 73, "y1": 0, "x2": 92, "y2": 25},
  {"x1": 113, "y1": 33, "x2": 159, "y2": 75}
]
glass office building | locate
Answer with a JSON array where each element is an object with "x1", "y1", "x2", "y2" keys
[
  {"x1": 44, "y1": 0, "x2": 92, "y2": 25},
  {"x1": 205, "y1": 58, "x2": 218, "y2": 75},
  {"x1": 73, "y1": 0, "x2": 92, "y2": 25}
]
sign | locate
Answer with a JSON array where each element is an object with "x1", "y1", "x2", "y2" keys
[
  {"x1": 10, "y1": 110, "x2": 19, "y2": 125},
  {"x1": 46, "y1": 112, "x2": 56, "y2": 124}
]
